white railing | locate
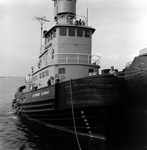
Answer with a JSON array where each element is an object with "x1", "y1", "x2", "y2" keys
[
  {"x1": 56, "y1": 15, "x2": 87, "y2": 26},
  {"x1": 44, "y1": 15, "x2": 87, "y2": 30},
  {"x1": 32, "y1": 53, "x2": 100, "y2": 73},
  {"x1": 53, "y1": 53, "x2": 101, "y2": 65}
]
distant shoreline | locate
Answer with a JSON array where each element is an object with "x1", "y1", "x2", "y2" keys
[{"x1": 0, "y1": 76, "x2": 25, "y2": 78}]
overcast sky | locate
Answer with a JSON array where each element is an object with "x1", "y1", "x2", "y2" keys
[{"x1": 0, "y1": 0, "x2": 147, "y2": 77}]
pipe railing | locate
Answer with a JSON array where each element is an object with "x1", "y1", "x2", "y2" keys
[
  {"x1": 33, "y1": 53, "x2": 101, "y2": 73},
  {"x1": 53, "y1": 53, "x2": 101, "y2": 65}
]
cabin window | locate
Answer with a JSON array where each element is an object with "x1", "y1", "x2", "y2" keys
[
  {"x1": 33, "y1": 75, "x2": 35, "y2": 81},
  {"x1": 85, "y1": 29, "x2": 90, "y2": 38},
  {"x1": 42, "y1": 71, "x2": 45, "y2": 78},
  {"x1": 33, "y1": 76, "x2": 35, "y2": 81},
  {"x1": 60, "y1": 27, "x2": 67, "y2": 36},
  {"x1": 53, "y1": 30, "x2": 56, "y2": 38},
  {"x1": 36, "y1": 75, "x2": 38, "y2": 80},
  {"x1": 48, "y1": 35, "x2": 50, "y2": 42},
  {"x1": 50, "y1": 33, "x2": 53, "y2": 40},
  {"x1": 89, "y1": 69, "x2": 93, "y2": 73},
  {"x1": 59, "y1": 68, "x2": 66, "y2": 74},
  {"x1": 39, "y1": 73, "x2": 42, "y2": 79},
  {"x1": 77, "y1": 28, "x2": 83, "y2": 37},
  {"x1": 46, "y1": 52, "x2": 48, "y2": 65},
  {"x1": 68, "y1": 27, "x2": 75, "y2": 36},
  {"x1": 46, "y1": 70, "x2": 49, "y2": 76}
]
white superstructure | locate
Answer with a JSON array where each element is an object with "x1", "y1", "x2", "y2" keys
[{"x1": 30, "y1": 0, "x2": 101, "y2": 89}]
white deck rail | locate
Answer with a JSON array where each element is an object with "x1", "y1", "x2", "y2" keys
[
  {"x1": 33, "y1": 53, "x2": 101, "y2": 73},
  {"x1": 53, "y1": 53, "x2": 101, "y2": 65}
]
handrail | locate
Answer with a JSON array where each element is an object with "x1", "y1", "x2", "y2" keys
[
  {"x1": 56, "y1": 14, "x2": 86, "y2": 26},
  {"x1": 33, "y1": 53, "x2": 101, "y2": 72},
  {"x1": 53, "y1": 53, "x2": 101, "y2": 65},
  {"x1": 44, "y1": 15, "x2": 88, "y2": 32}
]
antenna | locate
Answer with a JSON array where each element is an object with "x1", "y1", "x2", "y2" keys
[
  {"x1": 32, "y1": 16, "x2": 50, "y2": 53},
  {"x1": 86, "y1": 0, "x2": 89, "y2": 26}
]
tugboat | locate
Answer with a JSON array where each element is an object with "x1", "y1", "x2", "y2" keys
[
  {"x1": 12, "y1": 0, "x2": 126, "y2": 140},
  {"x1": 124, "y1": 48, "x2": 147, "y2": 128}
]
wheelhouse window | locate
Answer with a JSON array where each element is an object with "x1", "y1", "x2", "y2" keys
[
  {"x1": 68, "y1": 27, "x2": 75, "y2": 36},
  {"x1": 85, "y1": 29, "x2": 90, "y2": 38},
  {"x1": 77, "y1": 28, "x2": 83, "y2": 37},
  {"x1": 59, "y1": 68, "x2": 66, "y2": 74},
  {"x1": 60, "y1": 27, "x2": 67, "y2": 36}
]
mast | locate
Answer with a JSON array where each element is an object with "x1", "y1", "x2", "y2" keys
[
  {"x1": 86, "y1": 0, "x2": 89, "y2": 26},
  {"x1": 32, "y1": 16, "x2": 50, "y2": 54}
]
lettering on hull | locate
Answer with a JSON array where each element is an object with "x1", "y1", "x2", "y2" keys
[{"x1": 32, "y1": 90, "x2": 49, "y2": 97}]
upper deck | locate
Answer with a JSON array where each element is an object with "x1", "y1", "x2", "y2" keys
[{"x1": 28, "y1": 0, "x2": 101, "y2": 89}]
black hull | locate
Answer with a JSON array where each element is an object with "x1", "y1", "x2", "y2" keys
[
  {"x1": 123, "y1": 55, "x2": 147, "y2": 128},
  {"x1": 123, "y1": 108, "x2": 147, "y2": 128},
  {"x1": 14, "y1": 75, "x2": 126, "y2": 140},
  {"x1": 19, "y1": 106, "x2": 124, "y2": 140}
]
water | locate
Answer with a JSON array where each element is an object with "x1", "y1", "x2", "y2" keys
[{"x1": 0, "y1": 77, "x2": 146, "y2": 150}]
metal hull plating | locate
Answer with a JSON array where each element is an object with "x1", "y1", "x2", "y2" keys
[
  {"x1": 16, "y1": 75, "x2": 126, "y2": 140},
  {"x1": 19, "y1": 106, "x2": 123, "y2": 140},
  {"x1": 124, "y1": 54, "x2": 147, "y2": 128}
]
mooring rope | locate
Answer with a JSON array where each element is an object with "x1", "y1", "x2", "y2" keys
[
  {"x1": 14, "y1": 106, "x2": 19, "y2": 114},
  {"x1": 16, "y1": 107, "x2": 22, "y2": 117},
  {"x1": 69, "y1": 79, "x2": 82, "y2": 150}
]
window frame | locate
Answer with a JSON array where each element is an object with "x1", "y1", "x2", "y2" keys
[
  {"x1": 85, "y1": 29, "x2": 90, "y2": 38},
  {"x1": 59, "y1": 68, "x2": 66, "y2": 74},
  {"x1": 89, "y1": 69, "x2": 94, "y2": 73},
  {"x1": 60, "y1": 27, "x2": 67, "y2": 36},
  {"x1": 77, "y1": 28, "x2": 83, "y2": 37},
  {"x1": 68, "y1": 27, "x2": 75, "y2": 36}
]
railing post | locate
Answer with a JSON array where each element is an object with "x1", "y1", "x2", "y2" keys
[
  {"x1": 66, "y1": 54, "x2": 67, "y2": 63},
  {"x1": 88, "y1": 55, "x2": 90, "y2": 64},
  {"x1": 77, "y1": 54, "x2": 79, "y2": 63}
]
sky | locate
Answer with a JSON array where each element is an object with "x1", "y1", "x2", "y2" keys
[{"x1": 0, "y1": 0, "x2": 147, "y2": 77}]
